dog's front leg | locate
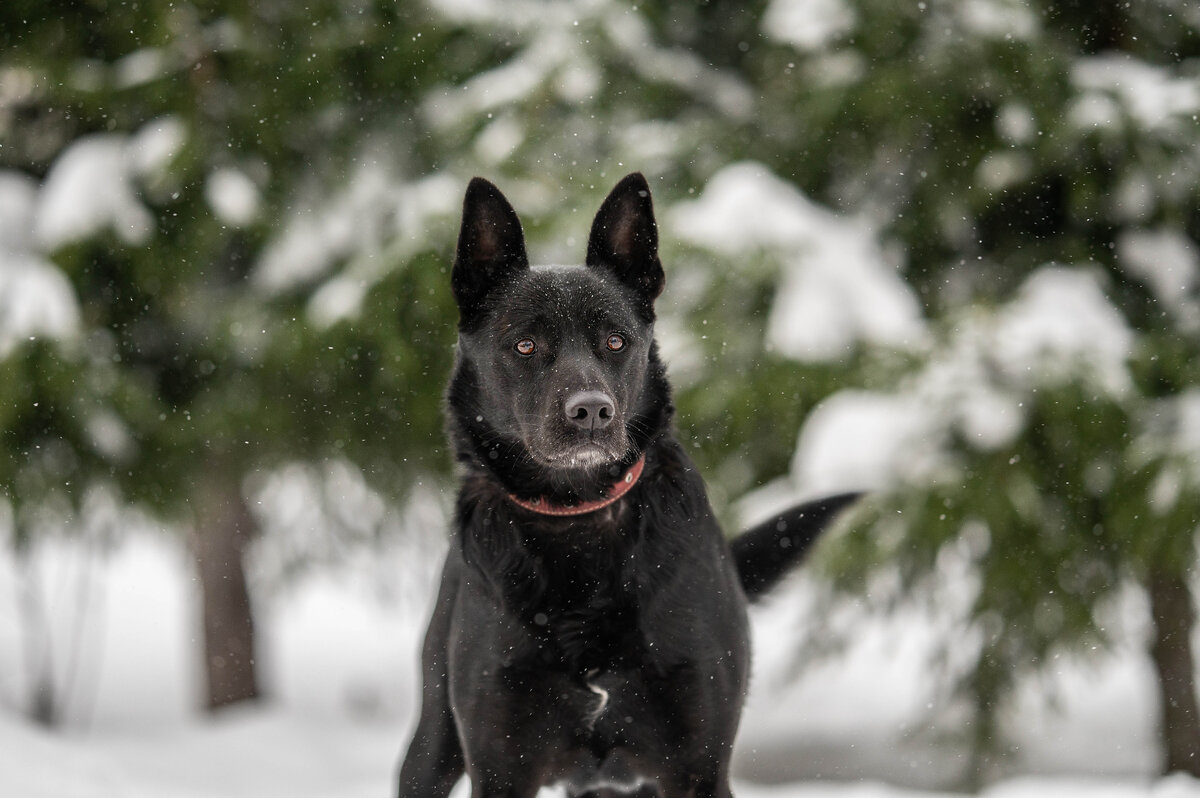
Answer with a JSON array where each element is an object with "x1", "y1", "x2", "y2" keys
[
  {"x1": 398, "y1": 558, "x2": 466, "y2": 798},
  {"x1": 695, "y1": 780, "x2": 736, "y2": 798},
  {"x1": 464, "y1": 747, "x2": 549, "y2": 798},
  {"x1": 655, "y1": 759, "x2": 736, "y2": 798},
  {"x1": 458, "y1": 706, "x2": 559, "y2": 798},
  {"x1": 466, "y1": 774, "x2": 543, "y2": 798},
  {"x1": 662, "y1": 778, "x2": 735, "y2": 798},
  {"x1": 457, "y1": 673, "x2": 572, "y2": 798},
  {"x1": 396, "y1": 703, "x2": 463, "y2": 798}
]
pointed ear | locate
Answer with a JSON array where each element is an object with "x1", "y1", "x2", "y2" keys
[
  {"x1": 586, "y1": 173, "x2": 665, "y2": 308},
  {"x1": 452, "y1": 177, "x2": 529, "y2": 324}
]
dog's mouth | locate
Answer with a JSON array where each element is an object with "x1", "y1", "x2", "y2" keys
[{"x1": 537, "y1": 443, "x2": 622, "y2": 469}]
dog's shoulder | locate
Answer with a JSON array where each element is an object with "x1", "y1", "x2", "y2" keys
[{"x1": 636, "y1": 434, "x2": 715, "y2": 526}]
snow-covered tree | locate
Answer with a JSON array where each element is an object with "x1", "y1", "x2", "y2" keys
[
  {"x1": 738, "y1": 0, "x2": 1200, "y2": 778},
  {"x1": 0, "y1": 1, "x2": 469, "y2": 713}
]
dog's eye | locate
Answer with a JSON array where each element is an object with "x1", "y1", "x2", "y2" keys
[
  {"x1": 606, "y1": 334, "x2": 625, "y2": 352},
  {"x1": 514, "y1": 338, "x2": 536, "y2": 356}
]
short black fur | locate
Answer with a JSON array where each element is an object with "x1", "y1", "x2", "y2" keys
[{"x1": 398, "y1": 174, "x2": 860, "y2": 798}]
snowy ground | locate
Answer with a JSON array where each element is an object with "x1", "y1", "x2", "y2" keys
[{"x1": 0, "y1": 530, "x2": 1196, "y2": 798}]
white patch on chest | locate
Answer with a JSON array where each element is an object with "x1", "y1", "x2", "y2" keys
[{"x1": 583, "y1": 669, "x2": 611, "y2": 730}]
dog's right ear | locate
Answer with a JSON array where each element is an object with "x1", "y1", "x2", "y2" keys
[{"x1": 452, "y1": 177, "x2": 529, "y2": 324}]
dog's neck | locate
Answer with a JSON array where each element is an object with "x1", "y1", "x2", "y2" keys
[{"x1": 506, "y1": 456, "x2": 645, "y2": 517}]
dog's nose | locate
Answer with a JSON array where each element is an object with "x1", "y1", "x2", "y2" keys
[{"x1": 564, "y1": 391, "x2": 616, "y2": 431}]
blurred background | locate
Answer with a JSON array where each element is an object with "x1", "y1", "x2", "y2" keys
[{"x1": 2, "y1": 1, "x2": 1200, "y2": 796}]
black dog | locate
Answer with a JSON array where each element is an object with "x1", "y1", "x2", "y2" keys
[{"x1": 398, "y1": 173, "x2": 859, "y2": 798}]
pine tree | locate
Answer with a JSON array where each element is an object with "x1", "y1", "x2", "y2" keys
[
  {"x1": 0, "y1": 0, "x2": 470, "y2": 712},
  {"x1": 741, "y1": 0, "x2": 1200, "y2": 778}
]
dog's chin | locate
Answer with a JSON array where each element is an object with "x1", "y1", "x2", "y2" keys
[{"x1": 531, "y1": 441, "x2": 625, "y2": 471}]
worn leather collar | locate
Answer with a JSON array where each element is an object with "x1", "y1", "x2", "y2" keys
[{"x1": 508, "y1": 456, "x2": 646, "y2": 517}]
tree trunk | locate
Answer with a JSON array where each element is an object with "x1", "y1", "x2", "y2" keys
[
  {"x1": 1146, "y1": 565, "x2": 1200, "y2": 776},
  {"x1": 15, "y1": 541, "x2": 59, "y2": 726},
  {"x1": 192, "y1": 467, "x2": 260, "y2": 710}
]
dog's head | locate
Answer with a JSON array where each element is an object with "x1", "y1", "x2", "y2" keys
[{"x1": 446, "y1": 174, "x2": 672, "y2": 500}]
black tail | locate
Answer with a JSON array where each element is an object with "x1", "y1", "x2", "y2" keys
[{"x1": 732, "y1": 492, "x2": 862, "y2": 601}]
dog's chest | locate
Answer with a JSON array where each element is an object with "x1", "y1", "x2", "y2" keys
[{"x1": 529, "y1": 568, "x2": 643, "y2": 674}]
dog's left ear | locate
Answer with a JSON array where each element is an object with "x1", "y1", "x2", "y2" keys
[{"x1": 586, "y1": 173, "x2": 665, "y2": 309}]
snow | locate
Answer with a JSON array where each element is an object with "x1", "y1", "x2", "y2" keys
[
  {"x1": 995, "y1": 104, "x2": 1037, "y2": 145},
  {"x1": 1153, "y1": 389, "x2": 1200, "y2": 492},
  {"x1": 112, "y1": 47, "x2": 170, "y2": 90},
  {"x1": 669, "y1": 162, "x2": 928, "y2": 362},
  {"x1": 1071, "y1": 55, "x2": 1200, "y2": 133},
  {"x1": 0, "y1": 170, "x2": 39, "y2": 251},
  {"x1": 0, "y1": 117, "x2": 186, "y2": 359},
  {"x1": 0, "y1": 172, "x2": 80, "y2": 355},
  {"x1": 253, "y1": 169, "x2": 460, "y2": 327},
  {"x1": 83, "y1": 410, "x2": 136, "y2": 464},
  {"x1": 429, "y1": 0, "x2": 534, "y2": 25},
  {"x1": 127, "y1": 116, "x2": 187, "y2": 180},
  {"x1": 763, "y1": 0, "x2": 856, "y2": 51},
  {"x1": 991, "y1": 266, "x2": 1133, "y2": 397},
  {"x1": 603, "y1": 11, "x2": 754, "y2": 120},
  {"x1": 423, "y1": 41, "x2": 553, "y2": 130},
  {"x1": 762, "y1": 264, "x2": 1133, "y2": 502},
  {"x1": 420, "y1": 2, "x2": 599, "y2": 131},
  {"x1": 0, "y1": 527, "x2": 1194, "y2": 798},
  {"x1": 1116, "y1": 229, "x2": 1200, "y2": 331},
  {"x1": 958, "y1": 0, "x2": 1038, "y2": 42},
  {"x1": 787, "y1": 390, "x2": 941, "y2": 496},
  {"x1": 205, "y1": 167, "x2": 262, "y2": 228},
  {"x1": 306, "y1": 276, "x2": 370, "y2": 330},
  {"x1": 975, "y1": 151, "x2": 1033, "y2": 192},
  {"x1": 1112, "y1": 172, "x2": 1157, "y2": 224},
  {"x1": 34, "y1": 116, "x2": 186, "y2": 249},
  {"x1": 473, "y1": 113, "x2": 527, "y2": 165},
  {"x1": 422, "y1": 0, "x2": 752, "y2": 129},
  {"x1": 0, "y1": 252, "x2": 80, "y2": 357}
]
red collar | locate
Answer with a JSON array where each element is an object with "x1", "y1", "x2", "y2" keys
[{"x1": 508, "y1": 456, "x2": 646, "y2": 517}]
